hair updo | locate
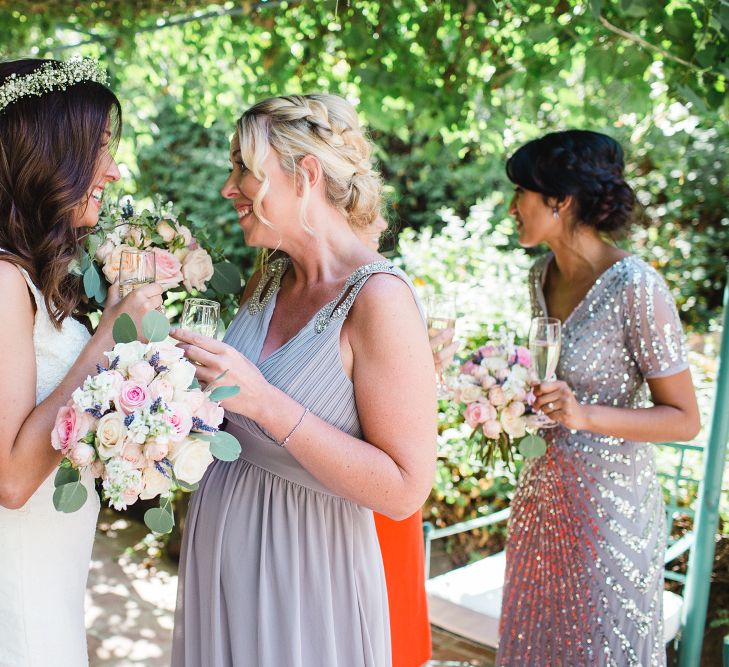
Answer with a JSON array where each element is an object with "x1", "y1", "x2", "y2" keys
[
  {"x1": 236, "y1": 93, "x2": 382, "y2": 231},
  {"x1": 505, "y1": 130, "x2": 636, "y2": 235}
]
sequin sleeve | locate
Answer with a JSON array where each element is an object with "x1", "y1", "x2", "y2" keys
[{"x1": 622, "y1": 262, "x2": 689, "y2": 379}]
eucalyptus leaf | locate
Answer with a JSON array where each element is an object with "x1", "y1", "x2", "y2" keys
[
  {"x1": 211, "y1": 262, "x2": 241, "y2": 294},
  {"x1": 93, "y1": 265, "x2": 108, "y2": 304},
  {"x1": 144, "y1": 507, "x2": 175, "y2": 534},
  {"x1": 208, "y1": 385, "x2": 240, "y2": 401},
  {"x1": 83, "y1": 266, "x2": 101, "y2": 299},
  {"x1": 209, "y1": 430, "x2": 242, "y2": 461},
  {"x1": 54, "y1": 466, "x2": 80, "y2": 487},
  {"x1": 188, "y1": 377, "x2": 201, "y2": 390},
  {"x1": 176, "y1": 478, "x2": 199, "y2": 492},
  {"x1": 53, "y1": 482, "x2": 88, "y2": 513},
  {"x1": 112, "y1": 313, "x2": 138, "y2": 344},
  {"x1": 518, "y1": 435, "x2": 547, "y2": 459},
  {"x1": 142, "y1": 310, "x2": 170, "y2": 342}
]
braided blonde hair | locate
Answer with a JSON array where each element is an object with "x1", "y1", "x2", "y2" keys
[{"x1": 236, "y1": 94, "x2": 382, "y2": 234}]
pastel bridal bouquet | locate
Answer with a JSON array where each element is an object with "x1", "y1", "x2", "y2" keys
[
  {"x1": 50, "y1": 311, "x2": 241, "y2": 534},
  {"x1": 451, "y1": 341, "x2": 547, "y2": 468},
  {"x1": 71, "y1": 197, "x2": 241, "y2": 305}
]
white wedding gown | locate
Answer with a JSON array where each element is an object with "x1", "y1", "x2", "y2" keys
[{"x1": 0, "y1": 260, "x2": 100, "y2": 667}]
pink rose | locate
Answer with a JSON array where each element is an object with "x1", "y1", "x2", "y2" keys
[
  {"x1": 149, "y1": 378, "x2": 175, "y2": 404},
  {"x1": 193, "y1": 400, "x2": 225, "y2": 430},
  {"x1": 157, "y1": 220, "x2": 177, "y2": 243},
  {"x1": 90, "y1": 460, "x2": 105, "y2": 479},
  {"x1": 144, "y1": 441, "x2": 169, "y2": 462},
  {"x1": 506, "y1": 401, "x2": 526, "y2": 418},
  {"x1": 181, "y1": 248, "x2": 214, "y2": 292},
  {"x1": 121, "y1": 442, "x2": 144, "y2": 467},
  {"x1": 165, "y1": 402, "x2": 194, "y2": 442},
  {"x1": 95, "y1": 239, "x2": 116, "y2": 264},
  {"x1": 117, "y1": 380, "x2": 150, "y2": 415},
  {"x1": 482, "y1": 419, "x2": 502, "y2": 440},
  {"x1": 478, "y1": 345, "x2": 497, "y2": 357},
  {"x1": 51, "y1": 405, "x2": 87, "y2": 453},
  {"x1": 153, "y1": 248, "x2": 183, "y2": 289},
  {"x1": 460, "y1": 361, "x2": 477, "y2": 375},
  {"x1": 122, "y1": 488, "x2": 140, "y2": 507},
  {"x1": 488, "y1": 386, "x2": 507, "y2": 407},
  {"x1": 516, "y1": 346, "x2": 532, "y2": 368},
  {"x1": 464, "y1": 400, "x2": 497, "y2": 428},
  {"x1": 481, "y1": 374, "x2": 497, "y2": 390},
  {"x1": 176, "y1": 224, "x2": 193, "y2": 246},
  {"x1": 127, "y1": 360, "x2": 155, "y2": 385},
  {"x1": 68, "y1": 442, "x2": 96, "y2": 468}
]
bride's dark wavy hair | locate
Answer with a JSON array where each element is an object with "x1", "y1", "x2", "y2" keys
[
  {"x1": 0, "y1": 58, "x2": 121, "y2": 327},
  {"x1": 506, "y1": 129, "x2": 636, "y2": 236}
]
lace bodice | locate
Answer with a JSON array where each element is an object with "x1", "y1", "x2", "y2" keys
[{"x1": 0, "y1": 252, "x2": 90, "y2": 404}]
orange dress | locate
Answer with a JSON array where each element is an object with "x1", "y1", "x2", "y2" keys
[{"x1": 374, "y1": 511, "x2": 432, "y2": 667}]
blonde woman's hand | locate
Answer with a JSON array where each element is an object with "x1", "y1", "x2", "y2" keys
[
  {"x1": 532, "y1": 380, "x2": 591, "y2": 431},
  {"x1": 170, "y1": 328, "x2": 270, "y2": 416},
  {"x1": 430, "y1": 327, "x2": 458, "y2": 372}
]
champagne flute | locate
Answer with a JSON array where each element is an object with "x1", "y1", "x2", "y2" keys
[
  {"x1": 180, "y1": 298, "x2": 220, "y2": 338},
  {"x1": 426, "y1": 292, "x2": 457, "y2": 399},
  {"x1": 118, "y1": 248, "x2": 155, "y2": 298},
  {"x1": 529, "y1": 316, "x2": 562, "y2": 429}
]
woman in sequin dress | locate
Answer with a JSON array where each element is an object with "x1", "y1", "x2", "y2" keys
[
  {"x1": 496, "y1": 130, "x2": 700, "y2": 667},
  {"x1": 170, "y1": 94, "x2": 437, "y2": 666}
]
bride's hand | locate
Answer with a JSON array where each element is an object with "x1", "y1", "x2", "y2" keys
[
  {"x1": 170, "y1": 328, "x2": 270, "y2": 417},
  {"x1": 98, "y1": 281, "x2": 164, "y2": 334},
  {"x1": 533, "y1": 380, "x2": 590, "y2": 431}
]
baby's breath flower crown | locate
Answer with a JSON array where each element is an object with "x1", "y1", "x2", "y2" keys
[{"x1": 0, "y1": 57, "x2": 109, "y2": 114}]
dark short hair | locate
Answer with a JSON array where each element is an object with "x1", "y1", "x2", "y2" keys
[
  {"x1": 0, "y1": 58, "x2": 122, "y2": 327},
  {"x1": 506, "y1": 130, "x2": 636, "y2": 235}
]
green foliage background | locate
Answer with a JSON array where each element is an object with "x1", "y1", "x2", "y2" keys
[{"x1": 1, "y1": 0, "x2": 727, "y2": 329}]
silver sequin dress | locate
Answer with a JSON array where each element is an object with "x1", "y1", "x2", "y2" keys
[{"x1": 496, "y1": 254, "x2": 689, "y2": 667}]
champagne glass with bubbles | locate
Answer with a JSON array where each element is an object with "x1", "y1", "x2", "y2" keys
[
  {"x1": 529, "y1": 316, "x2": 562, "y2": 428},
  {"x1": 180, "y1": 298, "x2": 220, "y2": 338},
  {"x1": 426, "y1": 292, "x2": 457, "y2": 399},
  {"x1": 118, "y1": 248, "x2": 155, "y2": 298}
]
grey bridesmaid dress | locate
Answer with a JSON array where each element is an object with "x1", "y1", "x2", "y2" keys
[{"x1": 172, "y1": 258, "x2": 420, "y2": 667}]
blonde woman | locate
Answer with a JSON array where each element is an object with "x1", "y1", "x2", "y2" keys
[{"x1": 170, "y1": 94, "x2": 437, "y2": 667}]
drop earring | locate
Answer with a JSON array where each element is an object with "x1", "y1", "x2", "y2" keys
[{"x1": 552, "y1": 207, "x2": 559, "y2": 220}]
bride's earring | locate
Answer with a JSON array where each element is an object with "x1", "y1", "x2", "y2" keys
[{"x1": 552, "y1": 207, "x2": 559, "y2": 220}]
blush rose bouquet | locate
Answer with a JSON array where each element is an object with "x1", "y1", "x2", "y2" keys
[
  {"x1": 51, "y1": 311, "x2": 241, "y2": 534},
  {"x1": 451, "y1": 341, "x2": 547, "y2": 467},
  {"x1": 70, "y1": 197, "x2": 241, "y2": 305}
]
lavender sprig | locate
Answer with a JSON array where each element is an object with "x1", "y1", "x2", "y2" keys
[{"x1": 192, "y1": 416, "x2": 218, "y2": 433}]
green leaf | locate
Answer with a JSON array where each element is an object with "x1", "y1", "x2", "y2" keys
[
  {"x1": 518, "y1": 434, "x2": 547, "y2": 459},
  {"x1": 210, "y1": 261, "x2": 241, "y2": 294},
  {"x1": 142, "y1": 310, "x2": 170, "y2": 342},
  {"x1": 212, "y1": 369, "x2": 229, "y2": 383},
  {"x1": 590, "y1": 0, "x2": 604, "y2": 19},
  {"x1": 208, "y1": 385, "x2": 240, "y2": 401},
  {"x1": 93, "y1": 265, "x2": 108, "y2": 304},
  {"x1": 83, "y1": 266, "x2": 101, "y2": 299},
  {"x1": 54, "y1": 466, "x2": 80, "y2": 487},
  {"x1": 112, "y1": 313, "x2": 138, "y2": 344},
  {"x1": 188, "y1": 377, "x2": 201, "y2": 390},
  {"x1": 175, "y1": 478, "x2": 199, "y2": 492},
  {"x1": 208, "y1": 430, "x2": 242, "y2": 461},
  {"x1": 144, "y1": 507, "x2": 175, "y2": 534},
  {"x1": 53, "y1": 482, "x2": 88, "y2": 513}
]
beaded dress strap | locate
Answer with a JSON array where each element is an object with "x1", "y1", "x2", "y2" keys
[
  {"x1": 247, "y1": 257, "x2": 291, "y2": 315},
  {"x1": 314, "y1": 261, "x2": 398, "y2": 334}
]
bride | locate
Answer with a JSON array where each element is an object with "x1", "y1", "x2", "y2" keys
[{"x1": 0, "y1": 58, "x2": 162, "y2": 667}]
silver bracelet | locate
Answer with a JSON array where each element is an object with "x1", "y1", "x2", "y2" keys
[{"x1": 279, "y1": 407, "x2": 309, "y2": 448}]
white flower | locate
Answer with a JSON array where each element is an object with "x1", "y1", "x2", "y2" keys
[
  {"x1": 156, "y1": 220, "x2": 177, "y2": 243},
  {"x1": 105, "y1": 341, "x2": 147, "y2": 372},
  {"x1": 482, "y1": 356, "x2": 508, "y2": 373},
  {"x1": 102, "y1": 244, "x2": 128, "y2": 284},
  {"x1": 168, "y1": 436, "x2": 213, "y2": 484},
  {"x1": 459, "y1": 383, "x2": 483, "y2": 404},
  {"x1": 96, "y1": 412, "x2": 128, "y2": 459},
  {"x1": 162, "y1": 360, "x2": 197, "y2": 392},
  {"x1": 102, "y1": 458, "x2": 143, "y2": 511},
  {"x1": 95, "y1": 239, "x2": 116, "y2": 264},
  {"x1": 139, "y1": 464, "x2": 174, "y2": 500},
  {"x1": 176, "y1": 224, "x2": 193, "y2": 246},
  {"x1": 181, "y1": 248, "x2": 214, "y2": 292},
  {"x1": 500, "y1": 410, "x2": 527, "y2": 438}
]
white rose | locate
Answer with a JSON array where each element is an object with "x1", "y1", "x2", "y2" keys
[
  {"x1": 169, "y1": 437, "x2": 213, "y2": 484},
  {"x1": 482, "y1": 357, "x2": 508, "y2": 373},
  {"x1": 69, "y1": 442, "x2": 96, "y2": 468},
  {"x1": 176, "y1": 224, "x2": 193, "y2": 246},
  {"x1": 181, "y1": 248, "x2": 214, "y2": 292},
  {"x1": 173, "y1": 247, "x2": 190, "y2": 263},
  {"x1": 95, "y1": 239, "x2": 116, "y2": 264},
  {"x1": 459, "y1": 383, "x2": 483, "y2": 404},
  {"x1": 128, "y1": 360, "x2": 155, "y2": 384},
  {"x1": 178, "y1": 388, "x2": 207, "y2": 412},
  {"x1": 96, "y1": 412, "x2": 128, "y2": 459},
  {"x1": 102, "y1": 245, "x2": 128, "y2": 284},
  {"x1": 500, "y1": 411, "x2": 527, "y2": 439},
  {"x1": 162, "y1": 360, "x2": 197, "y2": 392},
  {"x1": 147, "y1": 341, "x2": 185, "y2": 367},
  {"x1": 105, "y1": 341, "x2": 147, "y2": 372},
  {"x1": 157, "y1": 220, "x2": 177, "y2": 243},
  {"x1": 139, "y1": 465, "x2": 173, "y2": 500}
]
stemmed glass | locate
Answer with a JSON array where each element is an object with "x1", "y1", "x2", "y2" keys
[
  {"x1": 426, "y1": 292, "x2": 457, "y2": 399},
  {"x1": 180, "y1": 298, "x2": 220, "y2": 338},
  {"x1": 528, "y1": 316, "x2": 562, "y2": 429},
  {"x1": 118, "y1": 248, "x2": 155, "y2": 298}
]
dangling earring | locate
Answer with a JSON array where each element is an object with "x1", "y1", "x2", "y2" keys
[{"x1": 552, "y1": 207, "x2": 559, "y2": 220}]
